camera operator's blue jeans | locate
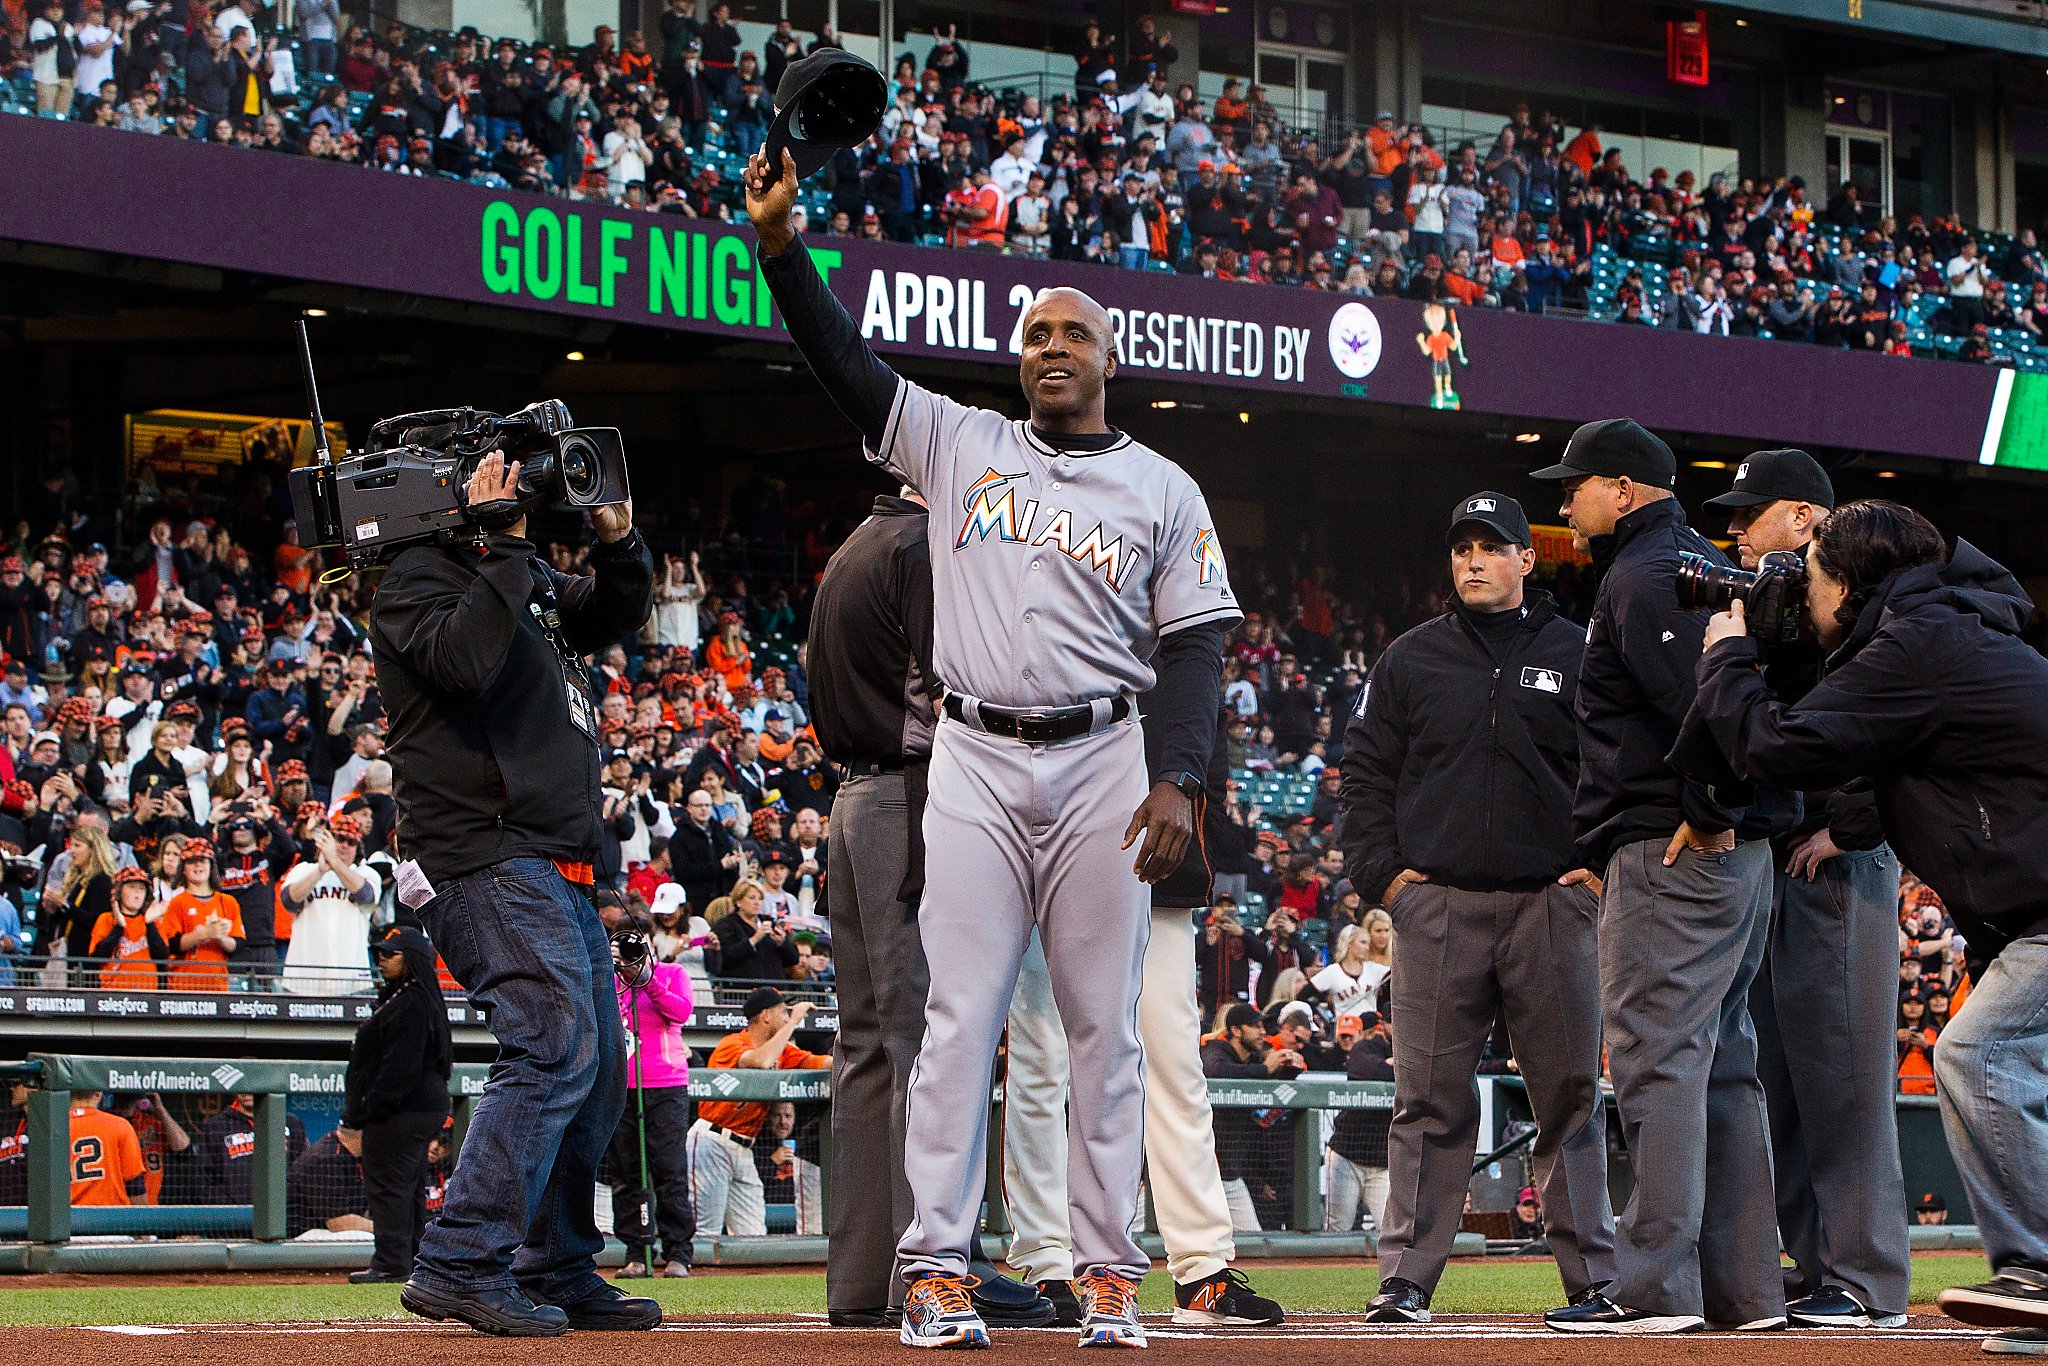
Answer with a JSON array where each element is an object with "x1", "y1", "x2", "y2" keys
[
  {"x1": 412, "y1": 857, "x2": 626, "y2": 1305},
  {"x1": 1934, "y1": 933, "x2": 2048, "y2": 1275}
]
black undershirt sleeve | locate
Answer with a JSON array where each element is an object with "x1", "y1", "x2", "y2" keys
[
  {"x1": 1149, "y1": 621, "x2": 1229, "y2": 786},
  {"x1": 757, "y1": 236, "x2": 900, "y2": 449}
]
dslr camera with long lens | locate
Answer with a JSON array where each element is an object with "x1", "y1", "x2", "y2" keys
[
  {"x1": 284, "y1": 325, "x2": 629, "y2": 570},
  {"x1": 1675, "y1": 549, "x2": 1808, "y2": 654}
]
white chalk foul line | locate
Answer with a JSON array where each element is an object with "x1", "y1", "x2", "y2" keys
[{"x1": 91, "y1": 1315, "x2": 1986, "y2": 1342}]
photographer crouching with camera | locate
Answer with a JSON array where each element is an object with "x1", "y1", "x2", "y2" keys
[
  {"x1": 1680, "y1": 499, "x2": 2048, "y2": 1353},
  {"x1": 369, "y1": 449, "x2": 655, "y2": 1336}
]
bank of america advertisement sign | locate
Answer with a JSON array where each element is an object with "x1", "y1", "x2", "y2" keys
[{"x1": 0, "y1": 117, "x2": 2002, "y2": 463}]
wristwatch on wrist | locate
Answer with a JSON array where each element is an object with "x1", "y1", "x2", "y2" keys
[{"x1": 1160, "y1": 771, "x2": 1204, "y2": 802}]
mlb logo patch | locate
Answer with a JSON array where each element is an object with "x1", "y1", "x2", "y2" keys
[
  {"x1": 1520, "y1": 667, "x2": 1564, "y2": 694},
  {"x1": 1734, "y1": 464, "x2": 1751, "y2": 481},
  {"x1": 1467, "y1": 497, "x2": 1497, "y2": 514}
]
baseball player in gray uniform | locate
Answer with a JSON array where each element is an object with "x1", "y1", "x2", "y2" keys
[{"x1": 747, "y1": 148, "x2": 1240, "y2": 1351}]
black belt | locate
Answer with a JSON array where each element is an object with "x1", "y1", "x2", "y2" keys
[
  {"x1": 943, "y1": 693, "x2": 1130, "y2": 744},
  {"x1": 836, "y1": 757, "x2": 910, "y2": 778},
  {"x1": 704, "y1": 1121, "x2": 754, "y2": 1149}
]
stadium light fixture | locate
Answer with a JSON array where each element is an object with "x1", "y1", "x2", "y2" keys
[
  {"x1": 1691, "y1": 459, "x2": 1730, "y2": 470},
  {"x1": 565, "y1": 350, "x2": 586, "y2": 361},
  {"x1": 1238, "y1": 412, "x2": 1250, "y2": 423},
  {"x1": 1514, "y1": 431, "x2": 1541, "y2": 443},
  {"x1": 1151, "y1": 400, "x2": 1178, "y2": 409},
  {"x1": 302, "y1": 308, "x2": 328, "y2": 318},
  {"x1": 1876, "y1": 470, "x2": 1898, "y2": 478},
  {"x1": 1734, "y1": 16, "x2": 1747, "y2": 24}
]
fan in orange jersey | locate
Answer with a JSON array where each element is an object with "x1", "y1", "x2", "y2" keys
[
  {"x1": 88, "y1": 866, "x2": 172, "y2": 991},
  {"x1": 161, "y1": 840, "x2": 243, "y2": 991}
]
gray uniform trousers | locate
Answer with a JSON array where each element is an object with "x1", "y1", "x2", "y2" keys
[
  {"x1": 1376, "y1": 882, "x2": 1616, "y2": 1298},
  {"x1": 1749, "y1": 845, "x2": 1910, "y2": 1315},
  {"x1": 1600, "y1": 836, "x2": 1782, "y2": 1323},
  {"x1": 825, "y1": 772, "x2": 931, "y2": 1313}
]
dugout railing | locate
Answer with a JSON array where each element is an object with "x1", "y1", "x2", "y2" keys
[{"x1": 0, "y1": 1055, "x2": 1981, "y2": 1272}]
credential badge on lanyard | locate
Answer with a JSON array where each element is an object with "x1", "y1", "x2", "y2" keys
[{"x1": 528, "y1": 561, "x2": 598, "y2": 741}]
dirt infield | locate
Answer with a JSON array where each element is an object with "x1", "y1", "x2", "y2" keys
[{"x1": 17, "y1": 1313, "x2": 1995, "y2": 1363}]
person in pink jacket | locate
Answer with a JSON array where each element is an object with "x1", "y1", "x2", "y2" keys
[{"x1": 607, "y1": 916, "x2": 697, "y2": 1278}]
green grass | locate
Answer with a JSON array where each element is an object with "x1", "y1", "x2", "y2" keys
[{"x1": 0, "y1": 1255, "x2": 1994, "y2": 1327}]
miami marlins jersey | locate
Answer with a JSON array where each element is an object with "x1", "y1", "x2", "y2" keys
[{"x1": 868, "y1": 380, "x2": 1240, "y2": 709}]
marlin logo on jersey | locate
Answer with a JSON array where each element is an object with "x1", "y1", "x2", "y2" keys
[
  {"x1": 1192, "y1": 528, "x2": 1227, "y2": 586},
  {"x1": 954, "y1": 468, "x2": 1144, "y2": 591}
]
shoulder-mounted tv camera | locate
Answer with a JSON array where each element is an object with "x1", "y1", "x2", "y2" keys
[{"x1": 284, "y1": 322, "x2": 629, "y2": 570}]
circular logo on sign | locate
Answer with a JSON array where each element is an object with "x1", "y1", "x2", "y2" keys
[{"x1": 1327, "y1": 301, "x2": 1382, "y2": 379}]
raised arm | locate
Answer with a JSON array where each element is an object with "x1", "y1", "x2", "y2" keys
[{"x1": 745, "y1": 148, "x2": 902, "y2": 449}]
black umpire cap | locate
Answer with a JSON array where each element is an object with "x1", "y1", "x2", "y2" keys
[
  {"x1": 1703, "y1": 448, "x2": 1836, "y2": 511},
  {"x1": 1529, "y1": 417, "x2": 1677, "y2": 489},
  {"x1": 766, "y1": 48, "x2": 888, "y2": 180},
  {"x1": 1447, "y1": 491, "x2": 1531, "y2": 547}
]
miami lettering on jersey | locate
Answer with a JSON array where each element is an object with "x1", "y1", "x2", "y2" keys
[{"x1": 955, "y1": 468, "x2": 1144, "y2": 592}]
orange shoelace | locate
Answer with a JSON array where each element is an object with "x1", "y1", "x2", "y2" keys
[
  {"x1": 1082, "y1": 1272, "x2": 1137, "y2": 1319},
  {"x1": 913, "y1": 1274, "x2": 977, "y2": 1317}
]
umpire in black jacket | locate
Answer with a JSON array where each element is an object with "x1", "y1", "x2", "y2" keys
[
  {"x1": 1685, "y1": 503, "x2": 2048, "y2": 1339},
  {"x1": 369, "y1": 453, "x2": 656, "y2": 1337},
  {"x1": 1700, "y1": 451, "x2": 1909, "y2": 1328},
  {"x1": 1339, "y1": 492, "x2": 1613, "y2": 1324},
  {"x1": 1531, "y1": 421, "x2": 1781, "y2": 1335},
  {"x1": 340, "y1": 925, "x2": 452, "y2": 1284}
]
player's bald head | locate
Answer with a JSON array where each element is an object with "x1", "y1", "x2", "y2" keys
[
  {"x1": 1019, "y1": 287, "x2": 1118, "y2": 430},
  {"x1": 1024, "y1": 286, "x2": 1115, "y2": 346}
]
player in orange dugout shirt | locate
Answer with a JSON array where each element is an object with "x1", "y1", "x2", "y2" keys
[{"x1": 67, "y1": 1089, "x2": 147, "y2": 1206}]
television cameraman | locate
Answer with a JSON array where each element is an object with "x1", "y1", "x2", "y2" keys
[
  {"x1": 1684, "y1": 500, "x2": 2048, "y2": 1350},
  {"x1": 369, "y1": 451, "x2": 656, "y2": 1337}
]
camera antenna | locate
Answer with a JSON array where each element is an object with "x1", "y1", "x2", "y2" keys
[{"x1": 296, "y1": 318, "x2": 333, "y2": 467}]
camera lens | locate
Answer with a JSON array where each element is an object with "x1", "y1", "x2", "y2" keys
[
  {"x1": 1674, "y1": 552, "x2": 1758, "y2": 614},
  {"x1": 558, "y1": 435, "x2": 599, "y2": 501}
]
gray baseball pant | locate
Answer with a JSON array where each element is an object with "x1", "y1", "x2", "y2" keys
[
  {"x1": 1750, "y1": 845, "x2": 1910, "y2": 1315},
  {"x1": 825, "y1": 771, "x2": 930, "y2": 1313},
  {"x1": 1600, "y1": 837, "x2": 1782, "y2": 1324},
  {"x1": 896, "y1": 715, "x2": 1152, "y2": 1284},
  {"x1": 1375, "y1": 882, "x2": 1616, "y2": 1298}
]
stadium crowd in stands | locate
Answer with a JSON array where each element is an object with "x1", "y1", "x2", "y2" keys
[{"x1": 4, "y1": 3, "x2": 2043, "y2": 364}]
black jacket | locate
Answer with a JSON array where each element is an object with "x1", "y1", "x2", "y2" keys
[
  {"x1": 1689, "y1": 540, "x2": 2048, "y2": 973},
  {"x1": 1327, "y1": 1031, "x2": 1394, "y2": 1165},
  {"x1": 342, "y1": 929, "x2": 452, "y2": 1129},
  {"x1": 670, "y1": 816, "x2": 738, "y2": 913},
  {"x1": 713, "y1": 912, "x2": 801, "y2": 982},
  {"x1": 1574, "y1": 499, "x2": 1740, "y2": 869},
  {"x1": 1339, "y1": 593, "x2": 1586, "y2": 898},
  {"x1": 808, "y1": 495, "x2": 936, "y2": 767},
  {"x1": 369, "y1": 530, "x2": 653, "y2": 885},
  {"x1": 1200, "y1": 1037, "x2": 1300, "y2": 1181}
]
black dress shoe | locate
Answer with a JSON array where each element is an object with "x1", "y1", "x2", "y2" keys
[
  {"x1": 966, "y1": 1261, "x2": 1057, "y2": 1327},
  {"x1": 1033, "y1": 1279, "x2": 1085, "y2": 1328},
  {"x1": 553, "y1": 1282, "x2": 665, "y2": 1331},
  {"x1": 348, "y1": 1269, "x2": 407, "y2": 1285},
  {"x1": 400, "y1": 1279, "x2": 570, "y2": 1337},
  {"x1": 1365, "y1": 1277, "x2": 1431, "y2": 1324}
]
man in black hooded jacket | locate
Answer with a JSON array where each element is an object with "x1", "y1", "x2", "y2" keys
[
  {"x1": 1686, "y1": 501, "x2": 2048, "y2": 1349},
  {"x1": 340, "y1": 924, "x2": 452, "y2": 1285}
]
